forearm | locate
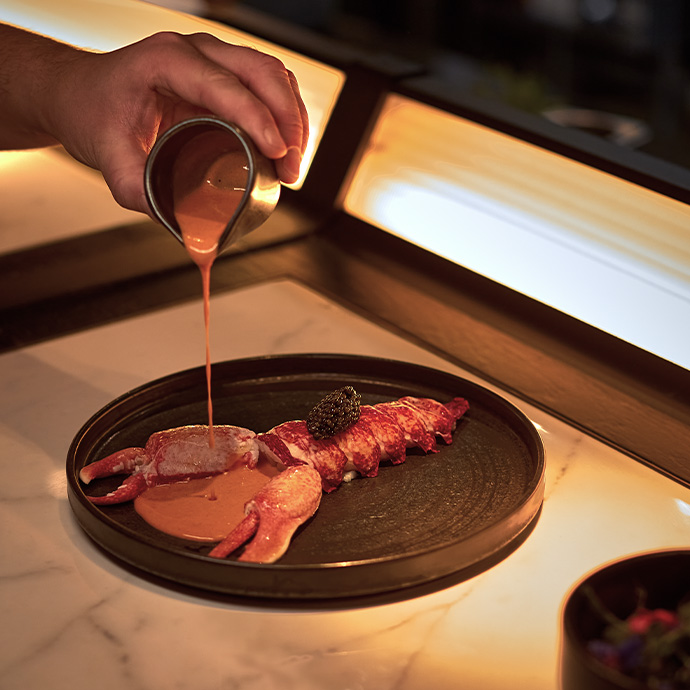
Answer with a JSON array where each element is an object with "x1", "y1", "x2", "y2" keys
[{"x1": 0, "y1": 23, "x2": 83, "y2": 149}]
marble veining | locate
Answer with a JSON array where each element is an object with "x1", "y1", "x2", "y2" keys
[{"x1": 1, "y1": 279, "x2": 689, "y2": 690}]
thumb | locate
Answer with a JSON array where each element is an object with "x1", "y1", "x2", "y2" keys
[{"x1": 98, "y1": 140, "x2": 152, "y2": 216}]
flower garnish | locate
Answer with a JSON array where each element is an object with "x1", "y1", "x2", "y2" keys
[{"x1": 584, "y1": 585, "x2": 690, "y2": 689}]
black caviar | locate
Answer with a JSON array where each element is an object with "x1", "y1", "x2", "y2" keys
[{"x1": 306, "y1": 386, "x2": 361, "y2": 440}]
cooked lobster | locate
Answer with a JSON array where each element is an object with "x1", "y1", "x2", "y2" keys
[{"x1": 79, "y1": 394, "x2": 469, "y2": 563}]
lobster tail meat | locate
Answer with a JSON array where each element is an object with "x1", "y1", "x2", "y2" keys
[
  {"x1": 375, "y1": 401, "x2": 437, "y2": 453},
  {"x1": 265, "y1": 420, "x2": 348, "y2": 493},
  {"x1": 444, "y1": 397, "x2": 472, "y2": 427},
  {"x1": 329, "y1": 409, "x2": 381, "y2": 479},
  {"x1": 257, "y1": 407, "x2": 391, "y2": 489},
  {"x1": 400, "y1": 396, "x2": 469, "y2": 445},
  {"x1": 358, "y1": 405, "x2": 407, "y2": 465},
  {"x1": 256, "y1": 396, "x2": 470, "y2": 492},
  {"x1": 375, "y1": 396, "x2": 469, "y2": 452}
]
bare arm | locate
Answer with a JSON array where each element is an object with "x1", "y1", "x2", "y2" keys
[
  {"x1": 0, "y1": 24, "x2": 74, "y2": 149},
  {"x1": 0, "y1": 24, "x2": 309, "y2": 214}
]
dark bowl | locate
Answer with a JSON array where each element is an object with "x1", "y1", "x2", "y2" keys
[{"x1": 560, "y1": 549, "x2": 690, "y2": 690}]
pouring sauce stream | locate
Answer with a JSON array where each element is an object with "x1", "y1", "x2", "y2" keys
[{"x1": 172, "y1": 133, "x2": 249, "y2": 448}]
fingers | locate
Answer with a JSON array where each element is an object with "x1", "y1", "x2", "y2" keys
[
  {"x1": 276, "y1": 69, "x2": 309, "y2": 183},
  {"x1": 179, "y1": 33, "x2": 309, "y2": 182},
  {"x1": 288, "y1": 69, "x2": 310, "y2": 154},
  {"x1": 79, "y1": 31, "x2": 312, "y2": 213},
  {"x1": 140, "y1": 32, "x2": 308, "y2": 183}
]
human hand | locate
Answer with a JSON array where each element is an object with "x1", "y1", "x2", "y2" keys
[
  {"x1": 58, "y1": 32, "x2": 309, "y2": 215},
  {"x1": 1, "y1": 27, "x2": 308, "y2": 216}
]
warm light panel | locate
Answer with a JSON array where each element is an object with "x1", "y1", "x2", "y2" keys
[{"x1": 344, "y1": 94, "x2": 690, "y2": 370}]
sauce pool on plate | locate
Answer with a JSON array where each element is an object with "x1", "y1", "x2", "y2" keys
[{"x1": 134, "y1": 457, "x2": 280, "y2": 541}]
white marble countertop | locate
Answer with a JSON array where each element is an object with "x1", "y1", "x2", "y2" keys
[
  {"x1": 2, "y1": 277, "x2": 689, "y2": 690},
  {"x1": 0, "y1": 148, "x2": 140, "y2": 254}
]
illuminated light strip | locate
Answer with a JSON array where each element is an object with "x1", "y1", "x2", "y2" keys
[{"x1": 344, "y1": 95, "x2": 690, "y2": 369}]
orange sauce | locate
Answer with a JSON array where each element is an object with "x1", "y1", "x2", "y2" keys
[
  {"x1": 134, "y1": 457, "x2": 280, "y2": 541},
  {"x1": 172, "y1": 132, "x2": 248, "y2": 448},
  {"x1": 175, "y1": 185, "x2": 245, "y2": 448}
]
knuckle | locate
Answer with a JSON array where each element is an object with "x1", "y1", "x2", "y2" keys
[
  {"x1": 187, "y1": 31, "x2": 219, "y2": 47},
  {"x1": 132, "y1": 31, "x2": 191, "y2": 67},
  {"x1": 245, "y1": 48, "x2": 289, "y2": 76},
  {"x1": 144, "y1": 31, "x2": 187, "y2": 51}
]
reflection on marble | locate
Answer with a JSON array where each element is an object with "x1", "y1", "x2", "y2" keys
[
  {"x1": 1, "y1": 279, "x2": 688, "y2": 690},
  {"x1": 0, "y1": 148, "x2": 141, "y2": 254}
]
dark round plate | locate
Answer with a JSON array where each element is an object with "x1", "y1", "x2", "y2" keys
[{"x1": 66, "y1": 354, "x2": 545, "y2": 599}]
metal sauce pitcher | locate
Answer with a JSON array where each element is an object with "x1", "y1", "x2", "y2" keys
[{"x1": 144, "y1": 116, "x2": 280, "y2": 255}]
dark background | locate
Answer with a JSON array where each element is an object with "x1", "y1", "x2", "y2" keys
[{"x1": 216, "y1": 0, "x2": 690, "y2": 171}]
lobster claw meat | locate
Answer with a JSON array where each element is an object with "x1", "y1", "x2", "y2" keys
[
  {"x1": 79, "y1": 425, "x2": 258, "y2": 505},
  {"x1": 208, "y1": 465, "x2": 323, "y2": 563}
]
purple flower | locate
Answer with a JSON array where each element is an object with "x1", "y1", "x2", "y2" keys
[
  {"x1": 617, "y1": 635, "x2": 644, "y2": 673},
  {"x1": 587, "y1": 639, "x2": 621, "y2": 670}
]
